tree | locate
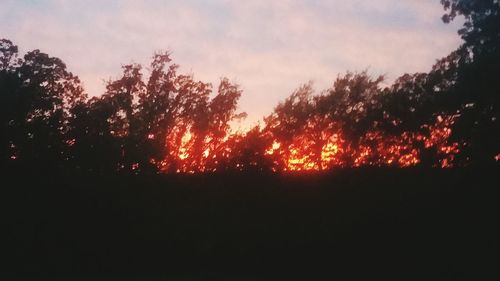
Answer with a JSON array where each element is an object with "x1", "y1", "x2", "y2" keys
[
  {"x1": 441, "y1": 0, "x2": 500, "y2": 164},
  {"x1": 316, "y1": 72, "x2": 385, "y2": 166},
  {"x1": 0, "y1": 39, "x2": 86, "y2": 168},
  {"x1": 204, "y1": 78, "x2": 246, "y2": 171},
  {"x1": 441, "y1": 0, "x2": 500, "y2": 57},
  {"x1": 225, "y1": 126, "x2": 274, "y2": 172},
  {"x1": 264, "y1": 82, "x2": 316, "y2": 170},
  {"x1": 66, "y1": 97, "x2": 122, "y2": 173}
]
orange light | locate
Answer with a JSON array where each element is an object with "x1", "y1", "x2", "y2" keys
[
  {"x1": 178, "y1": 132, "x2": 192, "y2": 161},
  {"x1": 152, "y1": 114, "x2": 462, "y2": 173},
  {"x1": 203, "y1": 148, "x2": 210, "y2": 158},
  {"x1": 265, "y1": 141, "x2": 281, "y2": 155}
]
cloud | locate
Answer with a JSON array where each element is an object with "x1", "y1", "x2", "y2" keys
[{"x1": 1, "y1": 0, "x2": 464, "y2": 126}]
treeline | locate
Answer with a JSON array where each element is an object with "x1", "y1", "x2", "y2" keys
[{"x1": 1, "y1": 0, "x2": 498, "y2": 174}]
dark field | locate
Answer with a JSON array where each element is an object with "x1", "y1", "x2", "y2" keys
[{"x1": 3, "y1": 167, "x2": 499, "y2": 280}]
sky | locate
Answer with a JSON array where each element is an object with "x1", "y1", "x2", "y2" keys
[{"x1": 1, "y1": 0, "x2": 464, "y2": 128}]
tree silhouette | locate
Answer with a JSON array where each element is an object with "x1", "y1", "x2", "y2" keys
[
  {"x1": 226, "y1": 126, "x2": 274, "y2": 172},
  {"x1": 65, "y1": 51, "x2": 246, "y2": 174},
  {"x1": 264, "y1": 82, "x2": 316, "y2": 170},
  {"x1": 1, "y1": 40, "x2": 86, "y2": 168},
  {"x1": 441, "y1": 0, "x2": 500, "y2": 165},
  {"x1": 67, "y1": 97, "x2": 121, "y2": 173},
  {"x1": 1, "y1": 0, "x2": 498, "y2": 174},
  {"x1": 317, "y1": 72, "x2": 385, "y2": 166}
]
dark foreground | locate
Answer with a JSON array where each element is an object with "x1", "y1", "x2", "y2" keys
[{"x1": 3, "y1": 167, "x2": 499, "y2": 280}]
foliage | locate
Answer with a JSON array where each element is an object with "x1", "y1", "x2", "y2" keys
[{"x1": 1, "y1": 0, "x2": 499, "y2": 173}]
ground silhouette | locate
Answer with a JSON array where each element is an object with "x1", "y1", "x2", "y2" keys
[{"x1": 3, "y1": 166, "x2": 499, "y2": 280}]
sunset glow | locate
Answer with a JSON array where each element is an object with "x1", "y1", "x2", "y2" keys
[{"x1": 148, "y1": 116, "x2": 461, "y2": 174}]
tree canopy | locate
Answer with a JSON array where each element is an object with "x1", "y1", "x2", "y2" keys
[{"x1": 1, "y1": 0, "x2": 498, "y2": 174}]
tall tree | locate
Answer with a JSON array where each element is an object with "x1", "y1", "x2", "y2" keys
[{"x1": 441, "y1": 0, "x2": 500, "y2": 164}]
